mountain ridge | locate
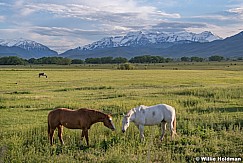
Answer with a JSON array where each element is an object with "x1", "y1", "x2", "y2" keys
[
  {"x1": 61, "y1": 31, "x2": 243, "y2": 59},
  {"x1": 0, "y1": 38, "x2": 58, "y2": 58},
  {"x1": 75, "y1": 31, "x2": 221, "y2": 51},
  {"x1": 0, "y1": 31, "x2": 243, "y2": 59}
]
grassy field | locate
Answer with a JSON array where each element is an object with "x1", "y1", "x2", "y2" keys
[{"x1": 0, "y1": 62, "x2": 243, "y2": 162}]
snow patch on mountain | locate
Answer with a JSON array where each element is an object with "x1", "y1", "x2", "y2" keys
[
  {"x1": 0, "y1": 38, "x2": 58, "y2": 58},
  {"x1": 75, "y1": 31, "x2": 221, "y2": 51},
  {"x1": 0, "y1": 38, "x2": 50, "y2": 51}
]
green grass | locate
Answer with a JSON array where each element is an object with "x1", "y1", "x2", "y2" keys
[{"x1": 0, "y1": 62, "x2": 243, "y2": 162}]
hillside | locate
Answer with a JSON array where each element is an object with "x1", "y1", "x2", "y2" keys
[
  {"x1": 0, "y1": 38, "x2": 58, "y2": 59},
  {"x1": 60, "y1": 31, "x2": 243, "y2": 59},
  {"x1": 0, "y1": 31, "x2": 242, "y2": 59}
]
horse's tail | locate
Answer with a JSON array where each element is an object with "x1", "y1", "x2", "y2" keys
[{"x1": 48, "y1": 115, "x2": 50, "y2": 137}]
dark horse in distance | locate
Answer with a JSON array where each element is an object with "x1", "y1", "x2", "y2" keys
[
  {"x1": 39, "y1": 72, "x2": 47, "y2": 78},
  {"x1": 48, "y1": 108, "x2": 116, "y2": 146}
]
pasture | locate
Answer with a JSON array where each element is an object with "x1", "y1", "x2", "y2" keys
[{"x1": 0, "y1": 62, "x2": 243, "y2": 162}]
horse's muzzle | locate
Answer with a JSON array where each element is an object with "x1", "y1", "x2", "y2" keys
[
  {"x1": 122, "y1": 130, "x2": 125, "y2": 133},
  {"x1": 110, "y1": 125, "x2": 115, "y2": 131}
]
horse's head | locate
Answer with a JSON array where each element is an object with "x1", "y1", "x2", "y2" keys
[
  {"x1": 122, "y1": 114, "x2": 130, "y2": 133},
  {"x1": 103, "y1": 115, "x2": 116, "y2": 131}
]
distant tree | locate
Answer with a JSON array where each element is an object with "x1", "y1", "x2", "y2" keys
[
  {"x1": 129, "y1": 56, "x2": 145, "y2": 63},
  {"x1": 100, "y1": 57, "x2": 113, "y2": 64},
  {"x1": 129, "y1": 55, "x2": 166, "y2": 63},
  {"x1": 112, "y1": 57, "x2": 127, "y2": 64},
  {"x1": 37, "y1": 57, "x2": 62, "y2": 64},
  {"x1": 191, "y1": 56, "x2": 203, "y2": 62},
  {"x1": 181, "y1": 56, "x2": 190, "y2": 62},
  {"x1": 27, "y1": 57, "x2": 73, "y2": 65},
  {"x1": 237, "y1": 57, "x2": 243, "y2": 61},
  {"x1": 57, "y1": 58, "x2": 72, "y2": 65},
  {"x1": 149, "y1": 56, "x2": 160, "y2": 63},
  {"x1": 28, "y1": 58, "x2": 37, "y2": 64},
  {"x1": 71, "y1": 59, "x2": 84, "y2": 64},
  {"x1": 85, "y1": 58, "x2": 101, "y2": 64},
  {"x1": 165, "y1": 58, "x2": 173, "y2": 63},
  {"x1": 0, "y1": 56, "x2": 26, "y2": 65},
  {"x1": 209, "y1": 55, "x2": 224, "y2": 62},
  {"x1": 157, "y1": 56, "x2": 165, "y2": 63},
  {"x1": 85, "y1": 57, "x2": 127, "y2": 64}
]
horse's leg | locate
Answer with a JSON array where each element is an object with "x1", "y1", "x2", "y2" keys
[
  {"x1": 135, "y1": 124, "x2": 139, "y2": 129},
  {"x1": 84, "y1": 129, "x2": 89, "y2": 146},
  {"x1": 169, "y1": 121, "x2": 174, "y2": 140},
  {"x1": 49, "y1": 128, "x2": 55, "y2": 145},
  {"x1": 160, "y1": 121, "x2": 167, "y2": 141},
  {"x1": 80, "y1": 130, "x2": 85, "y2": 144},
  {"x1": 57, "y1": 125, "x2": 64, "y2": 145},
  {"x1": 138, "y1": 125, "x2": 145, "y2": 142}
]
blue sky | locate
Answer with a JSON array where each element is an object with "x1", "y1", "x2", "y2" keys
[{"x1": 0, "y1": 0, "x2": 243, "y2": 53}]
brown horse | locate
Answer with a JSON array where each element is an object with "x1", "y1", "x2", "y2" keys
[{"x1": 48, "y1": 108, "x2": 116, "y2": 146}]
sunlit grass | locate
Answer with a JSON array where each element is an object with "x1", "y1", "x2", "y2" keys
[{"x1": 0, "y1": 63, "x2": 243, "y2": 162}]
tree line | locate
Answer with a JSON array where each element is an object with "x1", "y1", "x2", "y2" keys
[{"x1": 0, "y1": 55, "x2": 239, "y2": 65}]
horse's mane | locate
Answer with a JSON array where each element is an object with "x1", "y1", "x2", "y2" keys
[
  {"x1": 96, "y1": 110, "x2": 111, "y2": 119},
  {"x1": 79, "y1": 108, "x2": 110, "y2": 119},
  {"x1": 126, "y1": 105, "x2": 148, "y2": 117},
  {"x1": 126, "y1": 108, "x2": 135, "y2": 117}
]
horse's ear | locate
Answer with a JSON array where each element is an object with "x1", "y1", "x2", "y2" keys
[{"x1": 122, "y1": 113, "x2": 125, "y2": 116}]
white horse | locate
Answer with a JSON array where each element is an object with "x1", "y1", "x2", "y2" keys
[{"x1": 122, "y1": 104, "x2": 176, "y2": 141}]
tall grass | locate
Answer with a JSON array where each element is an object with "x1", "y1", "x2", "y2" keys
[{"x1": 0, "y1": 63, "x2": 243, "y2": 162}]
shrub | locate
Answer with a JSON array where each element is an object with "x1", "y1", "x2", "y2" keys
[{"x1": 117, "y1": 63, "x2": 134, "y2": 70}]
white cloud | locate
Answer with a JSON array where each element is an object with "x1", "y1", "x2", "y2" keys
[
  {"x1": 9, "y1": 0, "x2": 180, "y2": 38},
  {"x1": 0, "y1": 27, "x2": 90, "y2": 53},
  {"x1": 185, "y1": 5, "x2": 243, "y2": 30},
  {"x1": 12, "y1": 0, "x2": 35, "y2": 16},
  {"x1": 16, "y1": 1, "x2": 180, "y2": 24},
  {"x1": 0, "y1": 28, "x2": 29, "y2": 40},
  {"x1": 156, "y1": 11, "x2": 181, "y2": 18},
  {"x1": 191, "y1": 14, "x2": 234, "y2": 21},
  {"x1": 0, "y1": 16, "x2": 5, "y2": 22},
  {"x1": 188, "y1": 23, "x2": 242, "y2": 38},
  {"x1": 1, "y1": 0, "x2": 242, "y2": 52},
  {"x1": 14, "y1": 0, "x2": 24, "y2": 8},
  {"x1": 228, "y1": 7, "x2": 243, "y2": 20},
  {"x1": 229, "y1": 7, "x2": 243, "y2": 13}
]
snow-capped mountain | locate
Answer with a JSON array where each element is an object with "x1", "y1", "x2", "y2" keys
[
  {"x1": 60, "y1": 30, "x2": 243, "y2": 59},
  {"x1": 76, "y1": 31, "x2": 221, "y2": 51},
  {"x1": 0, "y1": 38, "x2": 48, "y2": 50},
  {"x1": 0, "y1": 38, "x2": 58, "y2": 58},
  {"x1": 2, "y1": 31, "x2": 242, "y2": 60}
]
